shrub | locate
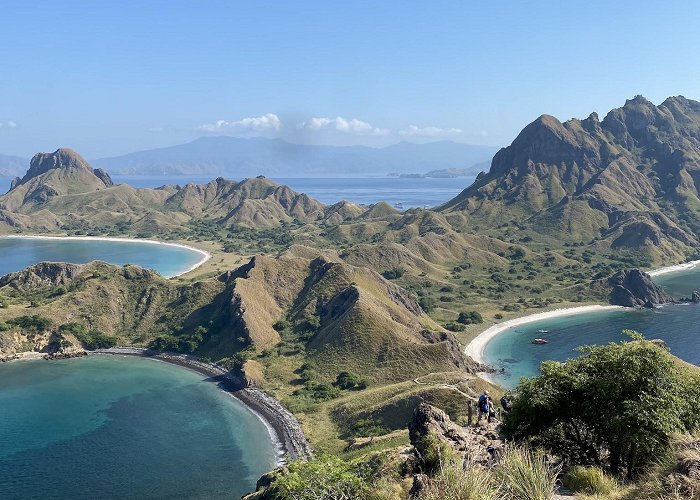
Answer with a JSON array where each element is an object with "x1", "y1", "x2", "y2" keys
[
  {"x1": 59, "y1": 323, "x2": 117, "y2": 350},
  {"x1": 494, "y1": 448, "x2": 560, "y2": 500},
  {"x1": 270, "y1": 456, "x2": 371, "y2": 499},
  {"x1": 419, "y1": 460, "x2": 501, "y2": 500},
  {"x1": 335, "y1": 371, "x2": 367, "y2": 390},
  {"x1": 457, "y1": 311, "x2": 483, "y2": 325},
  {"x1": 350, "y1": 418, "x2": 389, "y2": 438},
  {"x1": 7, "y1": 315, "x2": 51, "y2": 333},
  {"x1": 562, "y1": 466, "x2": 616, "y2": 495},
  {"x1": 382, "y1": 267, "x2": 405, "y2": 280},
  {"x1": 419, "y1": 296, "x2": 436, "y2": 313},
  {"x1": 502, "y1": 333, "x2": 700, "y2": 477},
  {"x1": 444, "y1": 322, "x2": 466, "y2": 332}
]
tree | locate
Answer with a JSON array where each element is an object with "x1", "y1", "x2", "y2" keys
[
  {"x1": 502, "y1": 332, "x2": 700, "y2": 477},
  {"x1": 457, "y1": 311, "x2": 483, "y2": 324}
]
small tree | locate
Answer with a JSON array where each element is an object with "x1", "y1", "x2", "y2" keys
[{"x1": 502, "y1": 332, "x2": 700, "y2": 477}]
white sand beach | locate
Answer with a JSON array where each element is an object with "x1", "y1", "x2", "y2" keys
[
  {"x1": 0, "y1": 234, "x2": 211, "y2": 277},
  {"x1": 465, "y1": 305, "x2": 624, "y2": 365},
  {"x1": 648, "y1": 260, "x2": 700, "y2": 277}
]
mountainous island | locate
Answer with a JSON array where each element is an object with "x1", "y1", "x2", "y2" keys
[{"x1": 3, "y1": 96, "x2": 700, "y2": 498}]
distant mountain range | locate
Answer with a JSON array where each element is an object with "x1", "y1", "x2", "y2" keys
[
  {"x1": 89, "y1": 137, "x2": 498, "y2": 177},
  {"x1": 0, "y1": 154, "x2": 29, "y2": 177}
]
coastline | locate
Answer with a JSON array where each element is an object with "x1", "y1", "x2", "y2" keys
[
  {"x1": 465, "y1": 305, "x2": 624, "y2": 366},
  {"x1": 648, "y1": 259, "x2": 700, "y2": 277},
  {"x1": 92, "y1": 347, "x2": 312, "y2": 464},
  {"x1": 0, "y1": 234, "x2": 211, "y2": 278}
]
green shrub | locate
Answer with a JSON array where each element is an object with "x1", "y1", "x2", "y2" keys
[
  {"x1": 270, "y1": 456, "x2": 371, "y2": 499},
  {"x1": 494, "y1": 448, "x2": 560, "y2": 500},
  {"x1": 457, "y1": 311, "x2": 484, "y2": 324},
  {"x1": 444, "y1": 322, "x2": 466, "y2": 332},
  {"x1": 59, "y1": 323, "x2": 117, "y2": 350},
  {"x1": 382, "y1": 267, "x2": 405, "y2": 280},
  {"x1": 503, "y1": 333, "x2": 700, "y2": 477},
  {"x1": 7, "y1": 315, "x2": 51, "y2": 333},
  {"x1": 335, "y1": 371, "x2": 367, "y2": 390},
  {"x1": 562, "y1": 466, "x2": 616, "y2": 495}
]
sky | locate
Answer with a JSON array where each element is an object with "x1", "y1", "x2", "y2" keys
[{"x1": 1, "y1": 0, "x2": 699, "y2": 158}]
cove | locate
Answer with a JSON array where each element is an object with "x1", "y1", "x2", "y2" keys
[
  {"x1": 0, "y1": 236, "x2": 209, "y2": 278},
  {"x1": 0, "y1": 355, "x2": 277, "y2": 499},
  {"x1": 481, "y1": 268, "x2": 700, "y2": 389}
]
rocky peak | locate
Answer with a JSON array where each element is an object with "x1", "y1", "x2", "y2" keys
[
  {"x1": 0, "y1": 261, "x2": 86, "y2": 290},
  {"x1": 20, "y1": 148, "x2": 93, "y2": 185},
  {"x1": 605, "y1": 268, "x2": 673, "y2": 308}
]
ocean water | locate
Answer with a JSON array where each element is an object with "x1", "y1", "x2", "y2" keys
[
  {"x1": 0, "y1": 237, "x2": 204, "y2": 278},
  {"x1": 0, "y1": 176, "x2": 474, "y2": 208},
  {"x1": 0, "y1": 355, "x2": 277, "y2": 499},
  {"x1": 483, "y1": 269, "x2": 700, "y2": 388}
]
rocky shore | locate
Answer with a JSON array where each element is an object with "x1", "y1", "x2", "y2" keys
[{"x1": 93, "y1": 347, "x2": 313, "y2": 461}]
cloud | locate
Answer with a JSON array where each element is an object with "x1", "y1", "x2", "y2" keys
[
  {"x1": 198, "y1": 113, "x2": 281, "y2": 133},
  {"x1": 398, "y1": 125, "x2": 463, "y2": 137},
  {"x1": 0, "y1": 121, "x2": 17, "y2": 128},
  {"x1": 298, "y1": 116, "x2": 389, "y2": 136}
]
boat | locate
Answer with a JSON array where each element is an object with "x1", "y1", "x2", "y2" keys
[
  {"x1": 532, "y1": 338, "x2": 549, "y2": 345},
  {"x1": 537, "y1": 329, "x2": 549, "y2": 334},
  {"x1": 394, "y1": 202, "x2": 404, "y2": 209}
]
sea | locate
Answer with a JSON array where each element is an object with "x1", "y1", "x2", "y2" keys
[
  {"x1": 0, "y1": 175, "x2": 474, "y2": 209},
  {"x1": 0, "y1": 355, "x2": 278, "y2": 499},
  {"x1": 0, "y1": 237, "x2": 205, "y2": 278},
  {"x1": 483, "y1": 268, "x2": 700, "y2": 388}
]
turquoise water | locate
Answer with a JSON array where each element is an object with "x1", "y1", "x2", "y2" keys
[
  {"x1": 483, "y1": 269, "x2": 700, "y2": 388},
  {"x1": 0, "y1": 237, "x2": 204, "y2": 278},
  {"x1": 0, "y1": 356, "x2": 277, "y2": 499}
]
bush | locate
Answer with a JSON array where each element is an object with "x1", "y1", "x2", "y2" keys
[
  {"x1": 419, "y1": 296, "x2": 436, "y2": 313},
  {"x1": 562, "y1": 466, "x2": 616, "y2": 495},
  {"x1": 495, "y1": 448, "x2": 560, "y2": 500},
  {"x1": 457, "y1": 311, "x2": 483, "y2": 325},
  {"x1": 502, "y1": 333, "x2": 700, "y2": 477},
  {"x1": 270, "y1": 456, "x2": 371, "y2": 499},
  {"x1": 335, "y1": 371, "x2": 367, "y2": 390},
  {"x1": 381, "y1": 267, "x2": 405, "y2": 280},
  {"x1": 7, "y1": 315, "x2": 51, "y2": 333},
  {"x1": 59, "y1": 323, "x2": 117, "y2": 350},
  {"x1": 444, "y1": 322, "x2": 466, "y2": 332},
  {"x1": 419, "y1": 460, "x2": 500, "y2": 500}
]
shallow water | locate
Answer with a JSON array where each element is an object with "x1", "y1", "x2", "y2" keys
[
  {"x1": 0, "y1": 237, "x2": 204, "y2": 278},
  {"x1": 483, "y1": 269, "x2": 700, "y2": 388},
  {"x1": 0, "y1": 356, "x2": 277, "y2": 499}
]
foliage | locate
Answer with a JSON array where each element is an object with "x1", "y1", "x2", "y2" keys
[
  {"x1": 349, "y1": 418, "x2": 390, "y2": 438},
  {"x1": 0, "y1": 315, "x2": 51, "y2": 333},
  {"x1": 562, "y1": 465, "x2": 617, "y2": 495},
  {"x1": 494, "y1": 448, "x2": 560, "y2": 500},
  {"x1": 268, "y1": 455, "x2": 373, "y2": 499},
  {"x1": 502, "y1": 333, "x2": 700, "y2": 477},
  {"x1": 419, "y1": 460, "x2": 502, "y2": 500},
  {"x1": 419, "y1": 296, "x2": 436, "y2": 313},
  {"x1": 457, "y1": 310, "x2": 483, "y2": 324},
  {"x1": 335, "y1": 371, "x2": 367, "y2": 390},
  {"x1": 382, "y1": 267, "x2": 405, "y2": 280},
  {"x1": 444, "y1": 322, "x2": 466, "y2": 332},
  {"x1": 59, "y1": 323, "x2": 117, "y2": 350}
]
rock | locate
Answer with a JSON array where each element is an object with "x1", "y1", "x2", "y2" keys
[
  {"x1": 94, "y1": 168, "x2": 114, "y2": 187},
  {"x1": 693, "y1": 291, "x2": 700, "y2": 303},
  {"x1": 20, "y1": 148, "x2": 94, "y2": 185},
  {"x1": 605, "y1": 269, "x2": 673, "y2": 308},
  {"x1": 408, "y1": 403, "x2": 503, "y2": 468},
  {"x1": 0, "y1": 262, "x2": 85, "y2": 289},
  {"x1": 9, "y1": 176, "x2": 20, "y2": 191}
]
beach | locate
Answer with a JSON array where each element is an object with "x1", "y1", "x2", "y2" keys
[
  {"x1": 0, "y1": 234, "x2": 211, "y2": 277},
  {"x1": 465, "y1": 305, "x2": 624, "y2": 366},
  {"x1": 648, "y1": 260, "x2": 700, "y2": 277}
]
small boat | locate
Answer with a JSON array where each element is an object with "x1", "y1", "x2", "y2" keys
[
  {"x1": 537, "y1": 329, "x2": 549, "y2": 334},
  {"x1": 532, "y1": 338, "x2": 549, "y2": 345},
  {"x1": 394, "y1": 202, "x2": 404, "y2": 208}
]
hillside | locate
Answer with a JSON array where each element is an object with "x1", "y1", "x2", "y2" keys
[
  {"x1": 93, "y1": 136, "x2": 498, "y2": 177},
  {"x1": 440, "y1": 95, "x2": 700, "y2": 263}
]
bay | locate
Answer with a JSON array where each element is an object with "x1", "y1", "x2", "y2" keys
[{"x1": 0, "y1": 355, "x2": 277, "y2": 499}]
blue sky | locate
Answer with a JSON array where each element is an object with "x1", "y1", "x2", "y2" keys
[{"x1": 1, "y1": 0, "x2": 698, "y2": 158}]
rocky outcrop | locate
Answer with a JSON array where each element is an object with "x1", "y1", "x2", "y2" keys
[
  {"x1": 409, "y1": 403, "x2": 503, "y2": 467},
  {"x1": 0, "y1": 261, "x2": 85, "y2": 289},
  {"x1": 605, "y1": 269, "x2": 673, "y2": 307},
  {"x1": 19, "y1": 148, "x2": 96, "y2": 186}
]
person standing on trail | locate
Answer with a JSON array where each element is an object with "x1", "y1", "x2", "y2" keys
[{"x1": 478, "y1": 391, "x2": 490, "y2": 422}]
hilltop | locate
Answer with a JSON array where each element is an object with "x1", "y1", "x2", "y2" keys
[{"x1": 440, "y1": 95, "x2": 700, "y2": 262}]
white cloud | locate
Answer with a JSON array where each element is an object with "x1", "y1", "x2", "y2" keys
[
  {"x1": 298, "y1": 116, "x2": 389, "y2": 136},
  {"x1": 198, "y1": 113, "x2": 281, "y2": 133},
  {"x1": 398, "y1": 125, "x2": 463, "y2": 137},
  {"x1": 0, "y1": 121, "x2": 17, "y2": 128}
]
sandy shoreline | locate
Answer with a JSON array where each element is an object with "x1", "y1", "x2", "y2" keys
[
  {"x1": 465, "y1": 305, "x2": 624, "y2": 366},
  {"x1": 648, "y1": 259, "x2": 700, "y2": 277},
  {"x1": 92, "y1": 347, "x2": 312, "y2": 463},
  {"x1": 0, "y1": 234, "x2": 211, "y2": 277}
]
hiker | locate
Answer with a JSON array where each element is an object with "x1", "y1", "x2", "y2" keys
[
  {"x1": 500, "y1": 394, "x2": 512, "y2": 415},
  {"x1": 477, "y1": 391, "x2": 491, "y2": 422},
  {"x1": 487, "y1": 398, "x2": 497, "y2": 422}
]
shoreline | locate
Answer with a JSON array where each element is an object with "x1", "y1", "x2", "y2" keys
[
  {"x1": 0, "y1": 234, "x2": 211, "y2": 278},
  {"x1": 92, "y1": 347, "x2": 312, "y2": 464},
  {"x1": 648, "y1": 259, "x2": 700, "y2": 277},
  {"x1": 465, "y1": 305, "x2": 624, "y2": 366}
]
